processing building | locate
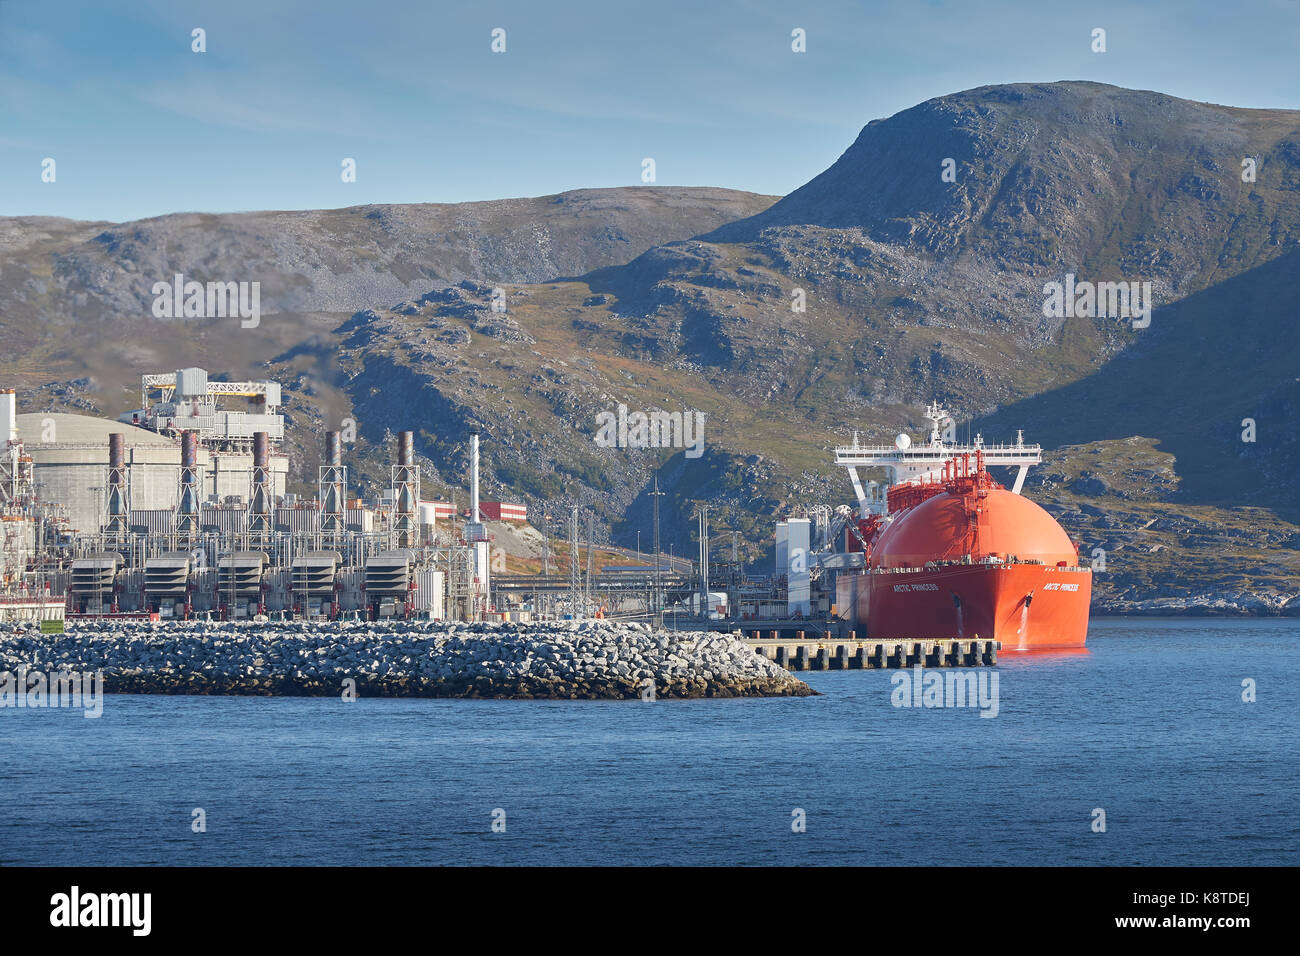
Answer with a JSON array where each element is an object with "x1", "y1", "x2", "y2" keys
[
  {"x1": 17, "y1": 412, "x2": 289, "y2": 534},
  {"x1": 4, "y1": 368, "x2": 504, "y2": 622},
  {"x1": 17, "y1": 367, "x2": 291, "y2": 534}
]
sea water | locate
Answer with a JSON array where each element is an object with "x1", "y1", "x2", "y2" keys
[{"x1": 1, "y1": 618, "x2": 1295, "y2": 865}]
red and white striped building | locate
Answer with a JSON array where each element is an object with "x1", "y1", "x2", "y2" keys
[
  {"x1": 478, "y1": 501, "x2": 527, "y2": 523},
  {"x1": 419, "y1": 500, "x2": 527, "y2": 523}
]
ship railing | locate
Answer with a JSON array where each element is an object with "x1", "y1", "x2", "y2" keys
[
  {"x1": 872, "y1": 560, "x2": 1094, "y2": 572},
  {"x1": 834, "y1": 443, "x2": 1043, "y2": 457}
]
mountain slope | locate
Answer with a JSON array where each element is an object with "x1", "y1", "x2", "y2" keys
[
  {"x1": 978, "y1": 245, "x2": 1300, "y2": 518},
  {"x1": 3, "y1": 82, "x2": 1299, "y2": 610},
  {"x1": 0, "y1": 186, "x2": 777, "y2": 326},
  {"x1": 709, "y1": 81, "x2": 1300, "y2": 284}
]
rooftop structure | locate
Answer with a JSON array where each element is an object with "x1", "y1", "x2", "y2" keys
[
  {"x1": 835, "y1": 402, "x2": 1042, "y2": 513},
  {"x1": 120, "y1": 367, "x2": 284, "y2": 451}
]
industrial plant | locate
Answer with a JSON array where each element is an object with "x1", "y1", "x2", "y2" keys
[
  {"x1": 0, "y1": 368, "x2": 505, "y2": 624},
  {"x1": 2, "y1": 365, "x2": 809, "y2": 632},
  {"x1": 0, "y1": 364, "x2": 1071, "y2": 656}
]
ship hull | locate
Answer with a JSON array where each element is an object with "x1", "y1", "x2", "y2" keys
[{"x1": 841, "y1": 564, "x2": 1091, "y2": 649}]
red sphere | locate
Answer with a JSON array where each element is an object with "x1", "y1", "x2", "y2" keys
[{"x1": 871, "y1": 486, "x2": 1077, "y2": 569}]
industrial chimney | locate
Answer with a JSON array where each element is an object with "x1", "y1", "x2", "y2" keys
[
  {"x1": 464, "y1": 433, "x2": 490, "y2": 613},
  {"x1": 470, "y1": 433, "x2": 480, "y2": 524},
  {"x1": 104, "y1": 433, "x2": 129, "y2": 537},
  {"x1": 393, "y1": 430, "x2": 418, "y2": 549},
  {"x1": 247, "y1": 430, "x2": 272, "y2": 536},
  {"x1": 0, "y1": 387, "x2": 31, "y2": 505},
  {"x1": 319, "y1": 430, "x2": 346, "y2": 536},
  {"x1": 175, "y1": 429, "x2": 200, "y2": 539},
  {"x1": 0, "y1": 388, "x2": 15, "y2": 445}
]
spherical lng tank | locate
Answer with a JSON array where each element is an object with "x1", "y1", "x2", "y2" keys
[{"x1": 865, "y1": 484, "x2": 1090, "y2": 648}]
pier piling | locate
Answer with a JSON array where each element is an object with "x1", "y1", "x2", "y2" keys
[{"x1": 742, "y1": 636, "x2": 1001, "y2": 672}]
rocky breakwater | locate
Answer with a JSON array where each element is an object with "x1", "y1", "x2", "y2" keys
[{"x1": 0, "y1": 620, "x2": 815, "y2": 700}]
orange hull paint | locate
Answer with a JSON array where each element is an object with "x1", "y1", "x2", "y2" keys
[{"x1": 848, "y1": 563, "x2": 1091, "y2": 649}]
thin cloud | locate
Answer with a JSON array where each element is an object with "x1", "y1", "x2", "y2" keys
[{"x1": 135, "y1": 81, "x2": 378, "y2": 137}]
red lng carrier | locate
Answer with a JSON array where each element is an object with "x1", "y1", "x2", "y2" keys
[{"x1": 834, "y1": 403, "x2": 1090, "y2": 649}]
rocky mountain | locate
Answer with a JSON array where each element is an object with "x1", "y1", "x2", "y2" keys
[
  {"x1": 709, "y1": 82, "x2": 1299, "y2": 278},
  {"x1": 0, "y1": 186, "x2": 776, "y2": 324},
  {"x1": 3, "y1": 81, "x2": 1299, "y2": 612}
]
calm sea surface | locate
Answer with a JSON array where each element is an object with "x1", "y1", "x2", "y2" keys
[{"x1": 2, "y1": 618, "x2": 1296, "y2": 865}]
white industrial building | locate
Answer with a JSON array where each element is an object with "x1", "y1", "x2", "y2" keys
[
  {"x1": 4, "y1": 368, "x2": 501, "y2": 624},
  {"x1": 17, "y1": 412, "x2": 289, "y2": 534}
]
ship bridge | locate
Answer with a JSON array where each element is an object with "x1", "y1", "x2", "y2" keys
[{"x1": 836, "y1": 402, "x2": 1041, "y2": 514}]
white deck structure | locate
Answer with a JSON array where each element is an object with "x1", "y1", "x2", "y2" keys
[{"x1": 835, "y1": 402, "x2": 1042, "y2": 514}]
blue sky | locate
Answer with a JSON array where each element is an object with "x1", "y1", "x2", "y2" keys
[{"x1": 3, "y1": 0, "x2": 1299, "y2": 222}]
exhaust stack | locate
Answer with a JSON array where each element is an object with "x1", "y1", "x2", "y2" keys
[
  {"x1": 465, "y1": 433, "x2": 490, "y2": 615},
  {"x1": 393, "y1": 430, "x2": 418, "y2": 549},
  {"x1": 175, "y1": 430, "x2": 201, "y2": 539},
  {"x1": 247, "y1": 431, "x2": 273, "y2": 535},
  {"x1": 104, "y1": 433, "x2": 129, "y2": 536},
  {"x1": 0, "y1": 388, "x2": 15, "y2": 444},
  {"x1": 319, "y1": 430, "x2": 346, "y2": 536},
  {"x1": 471, "y1": 433, "x2": 480, "y2": 523}
]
